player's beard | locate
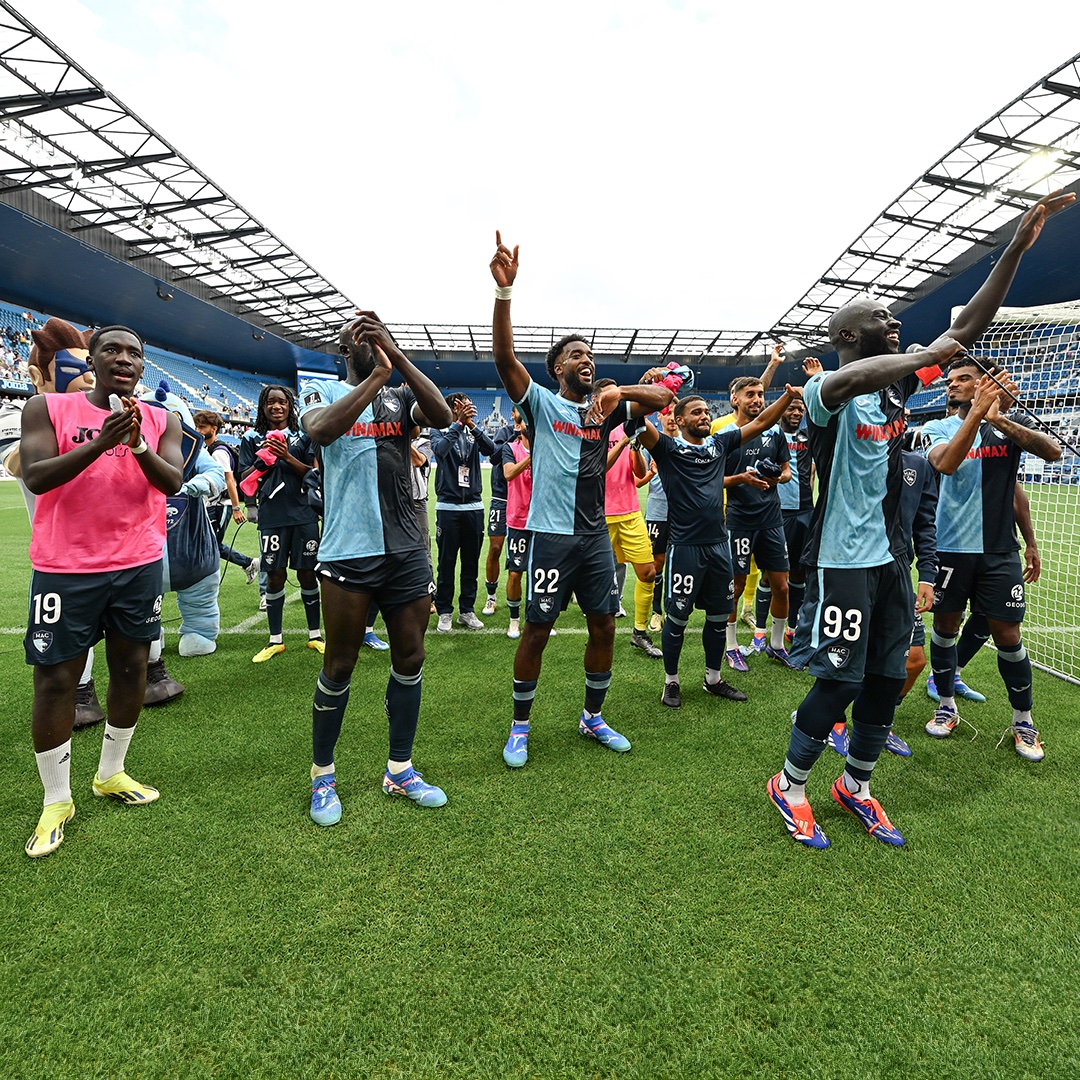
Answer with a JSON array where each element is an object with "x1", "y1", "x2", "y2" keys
[{"x1": 564, "y1": 371, "x2": 591, "y2": 400}]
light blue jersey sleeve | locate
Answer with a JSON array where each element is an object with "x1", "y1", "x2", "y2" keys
[
  {"x1": 803, "y1": 371, "x2": 843, "y2": 426},
  {"x1": 298, "y1": 378, "x2": 341, "y2": 421},
  {"x1": 919, "y1": 417, "x2": 953, "y2": 456}
]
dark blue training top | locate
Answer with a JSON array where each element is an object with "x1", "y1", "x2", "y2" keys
[
  {"x1": 237, "y1": 426, "x2": 317, "y2": 530},
  {"x1": 725, "y1": 426, "x2": 790, "y2": 530},
  {"x1": 649, "y1": 428, "x2": 743, "y2": 546},
  {"x1": 431, "y1": 421, "x2": 496, "y2": 506}
]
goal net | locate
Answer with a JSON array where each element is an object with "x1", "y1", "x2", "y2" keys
[{"x1": 963, "y1": 301, "x2": 1080, "y2": 684}]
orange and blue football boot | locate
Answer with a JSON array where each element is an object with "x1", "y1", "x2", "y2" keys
[
  {"x1": 767, "y1": 773, "x2": 829, "y2": 849},
  {"x1": 830, "y1": 778, "x2": 905, "y2": 846}
]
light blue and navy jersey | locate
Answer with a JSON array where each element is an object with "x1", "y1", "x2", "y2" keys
[
  {"x1": 298, "y1": 380, "x2": 421, "y2": 560},
  {"x1": 641, "y1": 446, "x2": 668, "y2": 523},
  {"x1": 779, "y1": 426, "x2": 813, "y2": 513},
  {"x1": 803, "y1": 369, "x2": 924, "y2": 569},
  {"x1": 921, "y1": 412, "x2": 1035, "y2": 554},
  {"x1": 516, "y1": 379, "x2": 631, "y2": 536},
  {"x1": 725, "y1": 425, "x2": 789, "y2": 530},
  {"x1": 237, "y1": 426, "x2": 317, "y2": 530},
  {"x1": 900, "y1": 449, "x2": 938, "y2": 583},
  {"x1": 649, "y1": 428, "x2": 742, "y2": 546}
]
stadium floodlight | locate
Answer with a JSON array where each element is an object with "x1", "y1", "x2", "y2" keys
[{"x1": 1015, "y1": 147, "x2": 1056, "y2": 186}]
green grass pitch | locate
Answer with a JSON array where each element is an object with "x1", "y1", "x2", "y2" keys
[{"x1": 0, "y1": 477, "x2": 1077, "y2": 1078}]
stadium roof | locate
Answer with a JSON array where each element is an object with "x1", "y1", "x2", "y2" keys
[
  {"x1": 1, "y1": 3, "x2": 1079, "y2": 374},
  {"x1": 774, "y1": 53, "x2": 1080, "y2": 348},
  {"x1": 0, "y1": 0, "x2": 353, "y2": 348}
]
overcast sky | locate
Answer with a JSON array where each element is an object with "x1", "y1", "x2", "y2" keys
[{"x1": 12, "y1": 0, "x2": 1080, "y2": 333}]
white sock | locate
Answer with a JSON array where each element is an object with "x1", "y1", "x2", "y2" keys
[
  {"x1": 842, "y1": 770, "x2": 869, "y2": 799},
  {"x1": 665, "y1": 673, "x2": 680, "y2": 685},
  {"x1": 36, "y1": 740, "x2": 73, "y2": 805},
  {"x1": 269, "y1": 633, "x2": 283, "y2": 645},
  {"x1": 148, "y1": 634, "x2": 163, "y2": 663},
  {"x1": 387, "y1": 758, "x2": 412, "y2": 776},
  {"x1": 770, "y1": 616, "x2": 786, "y2": 650},
  {"x1": 726, "y1": 623, "x2": 738, "y2": 649},
  {"x1": 1013, "y1": 709, "x2": 1033, "y2": 727},
  {"x1": 311, "y1": 762, "x2": 335, "y2": 779},
  {"x1": 308, "y1": 629, "x2": 322, "y2": 641},
  {"x1": 98, "y1": 723, "x2": 135, "y2": 781},
  {"x1": 704, "y1": 667, "x2": 722, "y2": 685},
  {"x1": 365, "y1": 625, "x2": 374, "y2": 634},
  {"x1": 776, "y1": 769, "x2": 806, "y2": 805},
  {"x1": 939, "y1": 695, "x2": 957, "y2": 712},
  {"x1": 80, "y1": 650, "x2": 94, "y2": 685}
]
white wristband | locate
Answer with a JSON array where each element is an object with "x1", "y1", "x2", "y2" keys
[
  {"x1": 495, "y1": 285, "x2": 513, "y2": 301},
  {"x1": 130, "y1": 439, "x2": 148, "y2": 455}
]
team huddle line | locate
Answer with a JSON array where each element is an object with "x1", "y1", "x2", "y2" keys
[{"x1": 13, "y1": 193, "x2": 1074, "y2": 856}]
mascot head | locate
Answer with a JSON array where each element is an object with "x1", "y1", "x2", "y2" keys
[
  {"x1": 142, "y1": 380, "x2": 201, "y2": 480},
  {"x1": 28, "y1": 317, "x2": 94, "y2": 395}
]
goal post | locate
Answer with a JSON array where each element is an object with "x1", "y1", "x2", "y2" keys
[{"x1": 962, "y1": 301, "x2": 1080, "y2": 684}]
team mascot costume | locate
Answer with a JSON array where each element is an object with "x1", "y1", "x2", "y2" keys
[
  {"x1": 142, "y1": 381, "x2": 225, "y2": 675},
  {"x1": 0, "y1": 316, "x2": 96, "y2": 488}
]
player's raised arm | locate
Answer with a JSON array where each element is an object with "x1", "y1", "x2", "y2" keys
[
  {"x1": 491, "y1": 231, "x2": 531, "y2": 403},
  {"x1": 736, "y1": 385, "x2": 800, "y2": 445},
  {"x1": 948, "y1": 190, "x2": 1075, "y2": 349},
  {"x1": 759, "y1": 342, "x2": 785, "y2": 392},
  {"x1": 302, "y1": 318, "x2": 394, "y2": 445},
  {"x1": 820, "y1": 335, "x2": 964, "y2": 409},
  {"x1": 358, "y1": 311, "x2": 453, "y2": 429},
  {"x1": 634, "y1": 416, "x2": 660, "y2": 452}
]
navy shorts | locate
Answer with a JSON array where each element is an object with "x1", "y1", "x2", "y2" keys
[
  {"x1": 25, "y1": 561, "x2": 164, "y2": 666},
  {"x1": 729, "y1": 524, "x2": 789, "y2": 575},
  {"x1": 664, "y1": 543, "x2": 734, "y2": 620},
  {"x1": 316, "y1": 548, "x2": 434, "y2": 614},
  {"x1": 789, "y1": 556, "x2": 913, "y2": 683},
  {"x1": 526, "y1": 531, "x2": 618, "y2": 622},
  {"x1": 646, "y1": 519, "x2": 669, "y2": 558},
  {"x1": 487, "y1": 500, "x2": 507, "y2": 538},
  {"x1": 782, "y1": 509, "x2": 813, "y2": 579},
  {"x1": 933, "y1": 551, "x2": 1026, "y2": 623},
  {"x1": 260, "y1": 522, "x2": 320, "y2": 572},
  {"x1": 505, "y1": 528, "x2": 530, "y2": 574}
]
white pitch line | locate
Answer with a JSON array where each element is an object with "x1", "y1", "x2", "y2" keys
[{"x1": 223, "y1": 589, "x2": 303, "y2": 634}]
